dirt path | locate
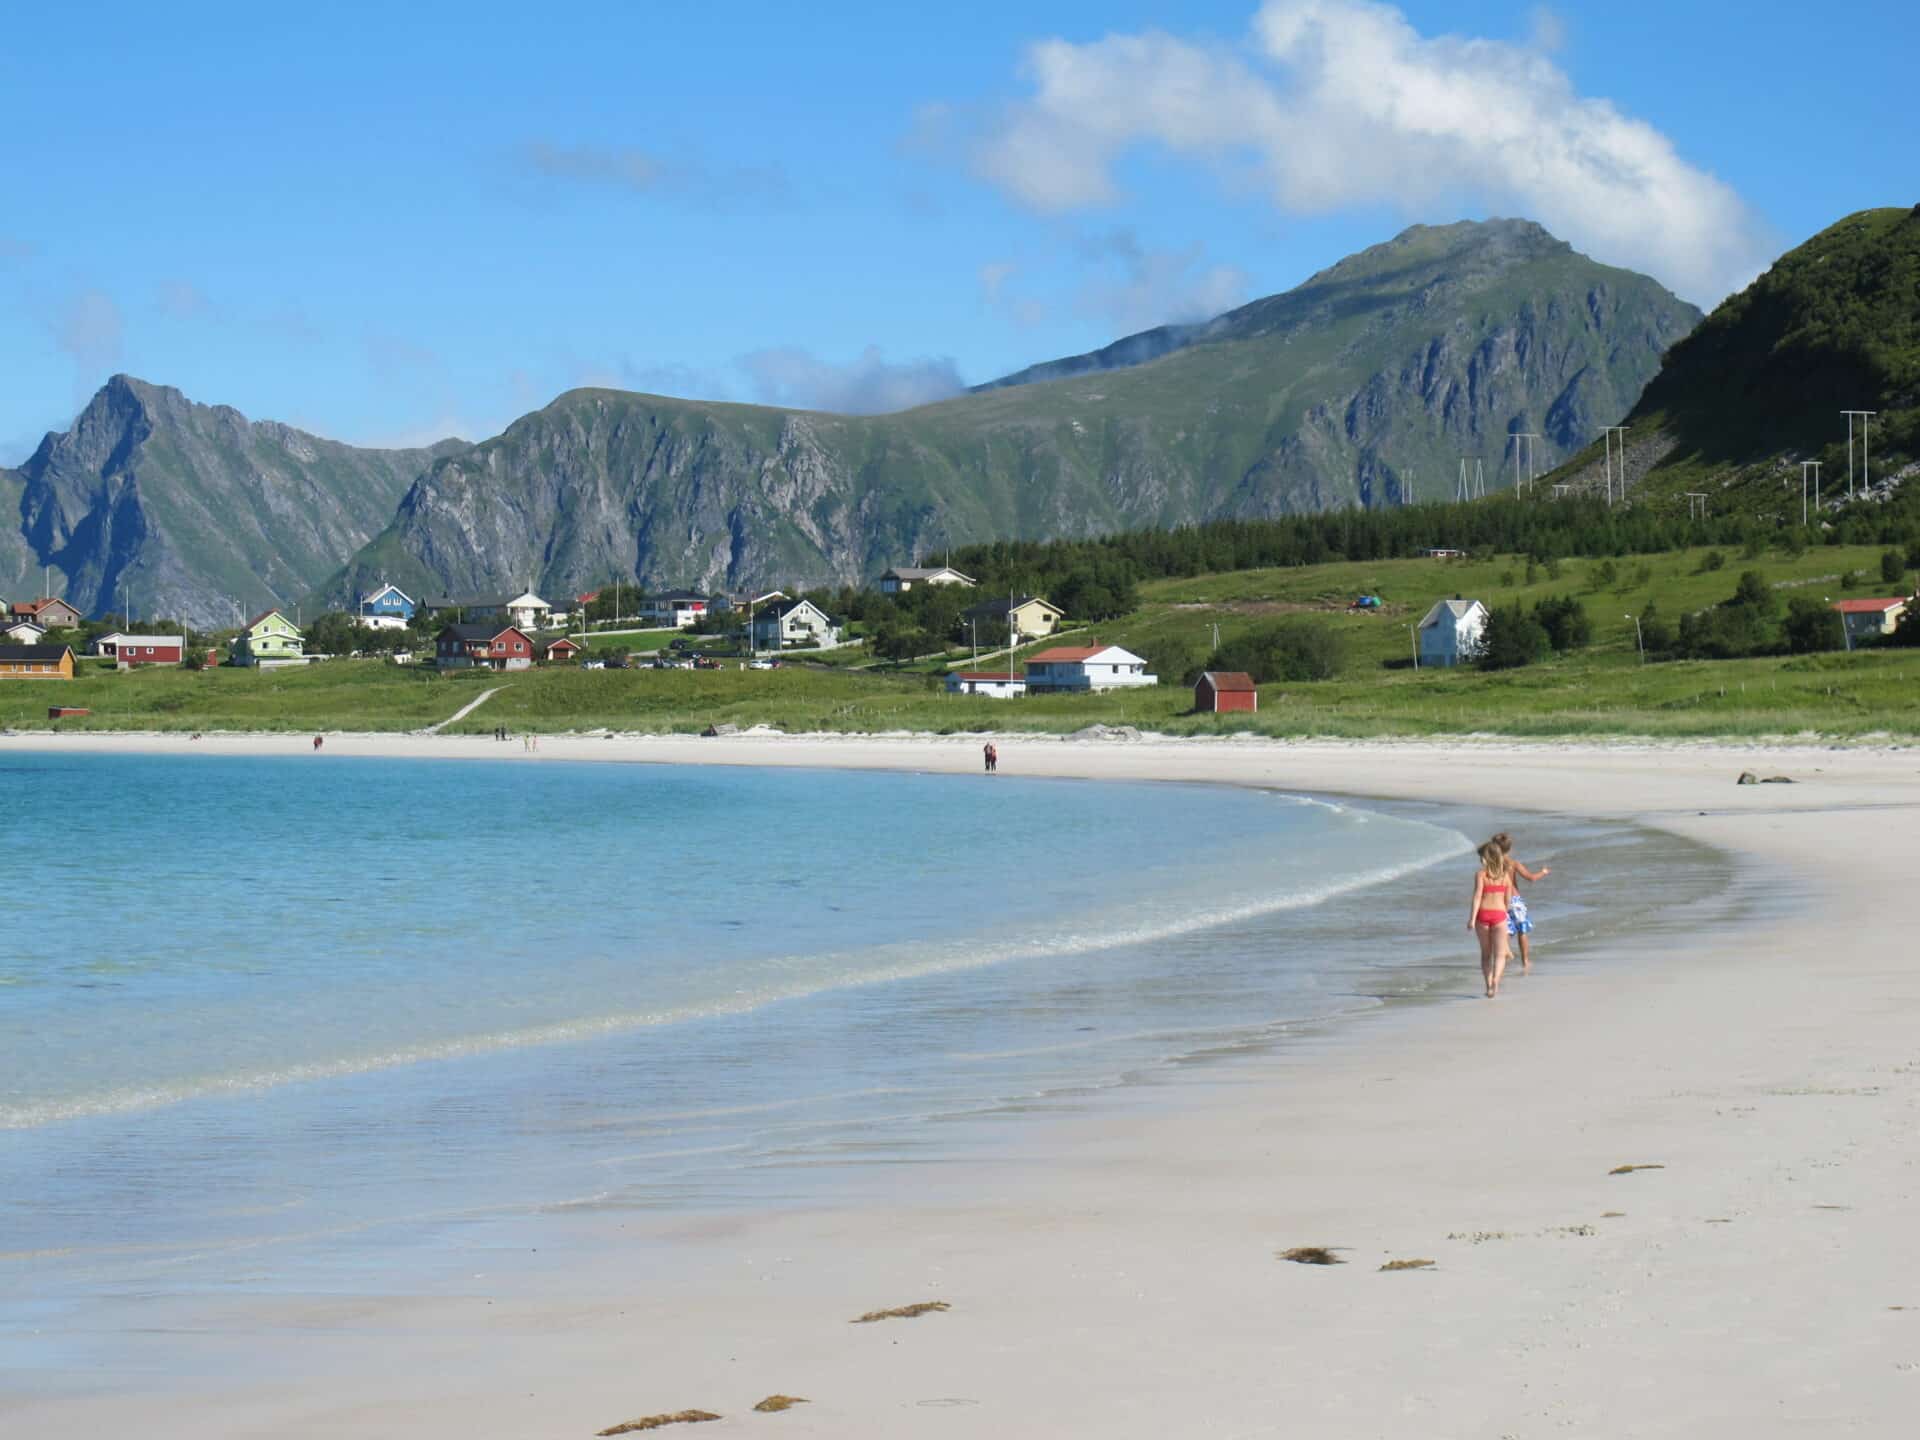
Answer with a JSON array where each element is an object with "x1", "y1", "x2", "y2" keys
[{"x1": 420, "y1": 685, "x2": 508, "y2": 734}]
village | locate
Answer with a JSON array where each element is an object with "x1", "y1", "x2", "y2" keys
[{"x1": 4, "y1": 549, "x2": 1914, "y2": 729}]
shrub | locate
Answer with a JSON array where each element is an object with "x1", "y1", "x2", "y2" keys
[
  {"x1": 1882, "y1": 549, "x2": 1909, "y2": 585},
  {"x1": 1589, "y1": 558, "x2": 1618, "y2": 591},
  {"x1": 1204, "y1": 619, "x2": 1348, "y2": 684},
  {"x1": 1698, "y1": 549, "x2": 1727, "y2": 573},
  {"x1": 1783, "y1": 596, "x2": 1846, "y2": 654},
  {"x1": 1638, "y1": 601, "x2": 1675, "y2": 656},
  {"x1": 1531, "y1": 595, "x2": 1593, "y2": 653},
  {"x1": 1474, "y1": 606, "x2": 1553, "y2": 671}
]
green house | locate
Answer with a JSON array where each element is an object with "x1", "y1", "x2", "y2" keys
[{"x1": 231, "y1": 609, "x2": 306, "y2": 667}]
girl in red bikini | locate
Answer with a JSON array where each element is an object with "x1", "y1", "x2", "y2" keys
[{"x1": 1468, "y1": 840, "x2": 1515, "y2": 998}]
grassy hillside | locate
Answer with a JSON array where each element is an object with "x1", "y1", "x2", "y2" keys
[
  {"x1": 1538, "y1": 207, "x2": 1920, "y2": 523},
  {"x1": 9, "y1": 543, "x2": 1913, "y2": 741}
]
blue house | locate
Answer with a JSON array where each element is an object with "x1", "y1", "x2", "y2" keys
[{"x1": 358, "y1": 583, "x2": 416, "y2": 631}]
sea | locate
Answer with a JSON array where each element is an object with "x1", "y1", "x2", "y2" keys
[{"x1": 0, "y1": 751, "x2": 1736, "y2": 1352}]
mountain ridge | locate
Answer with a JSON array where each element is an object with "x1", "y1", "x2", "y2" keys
[
  {"x1": 324, "y1": 218, "x2": 1699, "y2": 607},
  {"x1": 6, "y1": 376, "x2": 466, "y2": 627}
]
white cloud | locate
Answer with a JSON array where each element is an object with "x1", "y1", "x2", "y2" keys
[
  {"x1": 525, "y1": 141, "x2": 663, "y2": 192},
  {"x1": 157, "y1": 279, "x2": 214, "y2": 320},
  {"x1": 978, "y1": 260, "x2": 1018, "y2": 305},
  {"x1": 737, "y1": 346, "x2": 967, "y2": 414},
  {"x1": 970, "y1": 0, "x2": 1766, "y2": 303},
  {"x1": 1526, "y1": 4, "x2": 1568, "y2": 53},
  {"x1": 54, "y1": 290, "x2": 125, "y2": 387},
  {"x1": 1072, "y1": 228, "x2": 1250, "y2": 332},
  {"x1": 523, "y1": 141, "x2": 792, "y2": 210}
]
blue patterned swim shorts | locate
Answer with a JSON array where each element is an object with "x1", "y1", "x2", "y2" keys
[{"x1": 1507, "y1": 896, "x2": 1533, "y2": 936}]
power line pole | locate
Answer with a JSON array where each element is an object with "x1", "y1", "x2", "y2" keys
[
  {"x1": 1801, "y1": 461, "x2": 1821, "y2": 526},
  {"x1": 1457, "y1": 458, "x2": 1471, "y2": 503},
  {"x1": 1602, "y1": 427, "x2": 1631, "y2": 506},
  {"x1": 1842, "y1": 409, "x2": 1877, "y2": 499},
  {"x1": 1684, "y1": 492, "x2": 1708, "y2": 521},
  {"x1": 1508, "y1": 432, "x2": 1542, "y2": 495}
]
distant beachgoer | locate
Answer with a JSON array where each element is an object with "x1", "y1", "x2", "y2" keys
[
  {"x1": 983, "y1": 741, "x2": 998, "y2": 773},
  {"x1": 1468, "y1": 840, "x2": 1515, "y2": 998},
  {"x1": 312, "y1": 735, "x2": 323, "y2": 752},
  {"x1": 1491, "y1": 832, "x2": 1551, "y2": 973}
]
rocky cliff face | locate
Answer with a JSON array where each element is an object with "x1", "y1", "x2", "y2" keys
[
  {"x1": 329, "y1": 220, "x2": 1700, "y2": 603},
  {"x1": 8, "y1": 376, "x2": 464, "y2": 626}
]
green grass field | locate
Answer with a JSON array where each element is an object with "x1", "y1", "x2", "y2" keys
[{"x1": 6, "y1": 546, "x2": 1913, "y2": 739}]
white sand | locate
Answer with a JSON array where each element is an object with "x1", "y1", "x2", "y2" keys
[{"x1": 6, "y1": 731, "x2": 1919, "y2": 1437}]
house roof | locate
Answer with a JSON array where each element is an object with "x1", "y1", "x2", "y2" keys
[
  {"x1": 360, "y1": 583, "x2": 414, "y2": 604},
  {"x1": 4, "y1": 619, "x2": 46, "y2": 636},
  {"x1": 104, "y1": 634, "x2": 183, "y2": 647},
  {"x1": 247, "y1": 609, "x2": 296, "y2": 629},
  {"x1": 1026, "y1": 645, "x2": 1106, "y2": 663},
  {"x1": 541, "y1": 635, "x2": 582, "y2": 650},
  {"x1": 12, "y1": 597, "x2": 78, "y2": 618},
  {"x1": 757, "y1": 597, "x2": 835, "y2": 621},
  {"x1": 951, "y1": 671, "x2": 1023, "y2": 682},
  {"x1": 440, "y1": 621, "x2": 527, "y2": 643},
  {"x1": 647, "y1": 590, "x2": 711, "y2": 604},
  {"x1": 963, "y1": 594, "x2": 1059, "y2": 620},
  {"x1": 0, "y1": 644, "x2": 73, "y2": 662},
  {"x1": 886, "y1": 566, "x2": 975, "y2": 582},
  {"x1": 1418, "y1": 598, "x2": 1485, "y2": 628},
  {"x1": 1199, "y1": 671, "x2": 1257, "y2": 692},
  {"x1": 1832, "y1": 597, "x2": 1908, "y2": 613}
]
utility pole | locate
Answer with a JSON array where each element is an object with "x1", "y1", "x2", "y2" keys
[
  {"x1": 1474, "y1": 459, "x2": 1486, "y2": 500},
  {"x1": 1625, "y1": 613, "x2": 1644, "y2": 662},
  {"x1": 1842, "y1": 409, "x2": 1877, "y2": 499},
  {"x1": 1684, "y1": 492, "x2": 1709, "y2": 521},
  {"x1": 1602, "y1": 427, "x2": 1631, "y2": 506},
  {"x1": 1509, "y1": 432, "x2": 1541, "y2": 495},
  {"x1": 1801, "y1": 461, "x2": 1822, "y2": 525},
  {"x1": 1457, "y1": 459, "x2": 1471, "y2": 504}
]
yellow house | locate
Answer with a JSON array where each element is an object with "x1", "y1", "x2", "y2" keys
[
  {"x1": 963, "y1": 594, "x2": 1065, "y2": 642},
  {"x1": 0, "y1": 643, "x2": 75, "y2": 678},
  {"x1": 231, "y1": 610, "x2": 306, "y2": 666}
]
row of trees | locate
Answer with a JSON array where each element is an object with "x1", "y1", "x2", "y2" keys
[{"x1": 937, "y1": 495, "x2": 1920, "y2": 605}]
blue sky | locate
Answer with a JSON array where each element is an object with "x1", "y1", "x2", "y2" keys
[{"x1": 2, "y1": 0, "x2": 1911, "y2": 460}]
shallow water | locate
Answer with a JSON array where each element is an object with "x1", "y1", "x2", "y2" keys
[{"x1": 0, "y1": 754, "x2": 1736, "y2": 1327}]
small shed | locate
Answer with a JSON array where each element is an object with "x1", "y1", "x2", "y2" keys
[{"x1": 1194, "y1": 671, "x2": 1258, "y2": 713}]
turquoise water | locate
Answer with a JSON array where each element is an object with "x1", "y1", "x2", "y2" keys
[{"x1": 6, "y1": 751, "x2": 1722, "y2": 1326}]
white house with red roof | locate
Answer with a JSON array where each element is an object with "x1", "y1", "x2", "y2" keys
[
  {"x1": 1832, "y1": 595, "x2": 1909, "y2": 643},
  {"x1": 943, "y1": 669, "x2": 1026, "y2": 698},
  {"x1": 1023, "y1": 643, "x2": 1157, "y2": 693}
]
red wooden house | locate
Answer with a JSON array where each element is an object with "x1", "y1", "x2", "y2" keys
[
  {"x1": 1194, "y1": 670, "x2": 1258, "y2": 713},
  {"x1": 435, "y1": 622, "x2": 535, "y2": 671}
]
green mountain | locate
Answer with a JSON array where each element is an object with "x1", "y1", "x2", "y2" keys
[
  {"x1": 1535, "y1": 206, "x2": 1920, "y2": 517},
  {"x1": 6, "y1": 376, "x2": 466, "y2": 627},
  {"x1": 328, "y1": 219, "x2": 1699, "y2": 605}
]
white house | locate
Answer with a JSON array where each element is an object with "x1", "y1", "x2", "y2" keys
[
  {"x1": 1023, "y1": 644, "x2": 1157, "y2": 693},
  {"x1": 2, "y1": 618, "x2": 46, "y2": 644},
  {"x1": 638, "y1": 590, "x2": 718, "y2": 628},
  {"x1": 750, "y1": 598, "x2": 842, "y2": 650},
  {"x1": 961, "y1": 595, "x2": 1065, "y2": 641},
  {"x1": 879, "y1": 565, "x2": 976, "y2": 595},
  {"x1": 422, "y1": 590, "x2": 552, "y2": 632},
  {"x1": 1832, "y1": 596, "x2": 1909, "y2": 644},
  {"x1": 1418, "y1": 598, "x2": 1488, "y2": 667},
  {"x1": 943, "y1": 670, "x2": 1026, "y2": 698}
]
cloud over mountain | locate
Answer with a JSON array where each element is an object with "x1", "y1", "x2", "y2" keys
[{"x1": 971, "y1": 0, "x2": 1766, "y2": 303}]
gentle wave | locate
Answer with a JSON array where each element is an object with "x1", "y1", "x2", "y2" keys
[{"x1": 0, "y1": 827, "x2": 1470, "y2": 1131}]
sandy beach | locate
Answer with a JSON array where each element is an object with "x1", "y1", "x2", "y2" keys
[{"x1": 6, "y1": 730, "x2": 1918, "y2": 1437}]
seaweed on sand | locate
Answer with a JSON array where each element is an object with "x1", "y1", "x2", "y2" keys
[
  {"x1": 596, "y1": 1410, "x2": 720, "y2": 1435},
  {"x1": 1277, "y1": 1246, "x2": 1346, "y2": 1266},
  {"x1": 1379, "y1": 1258, "x2": 1434, "y2": 1272},
  {"x1": 753, "y1": 1396, "x2": 810, "y2": 1413},
  {"x1": 852, "y1": 1301, "x2": 950, "y2": 1323}
]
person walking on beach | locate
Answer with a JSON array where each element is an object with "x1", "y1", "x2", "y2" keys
[
  {"x1": 983, "y1": 741, "x2": 998, "y2": 774},
  {"x1": 312, "y1": 735, "x2": 323, "y2": 752},
  {"x1": 1491, "y1": 832, "x2": 1551, "y2": 973},
  {"x1": 1469, "y1": 840, "x2": 1515, "y2": 998}
]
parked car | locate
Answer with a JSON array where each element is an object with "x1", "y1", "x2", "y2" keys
[
  {"x1": 581, "y1": 659, "x2": 605, "y2": 670},
  {"x1": 748, "y1": 658, "x2": 774, "y2": 670}
]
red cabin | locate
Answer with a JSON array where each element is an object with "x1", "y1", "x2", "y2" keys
[{"x1": 1194, "y1": 670, "x2": 1258, "y2": 714}]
